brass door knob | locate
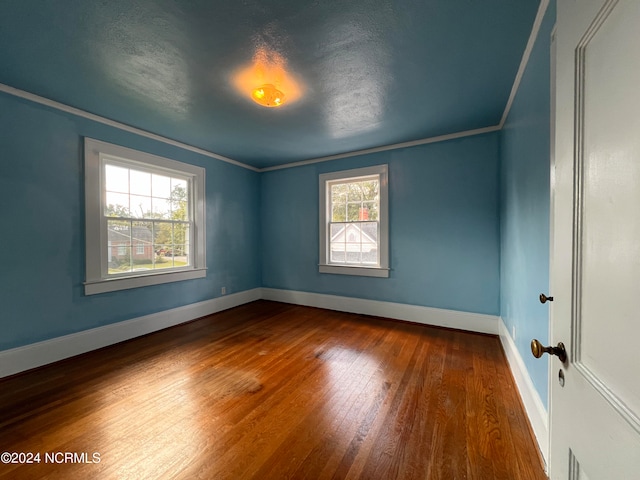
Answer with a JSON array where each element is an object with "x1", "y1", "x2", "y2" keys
[
  {"x1": 531, "y1": 339, "x2": 567, "y2": 363},
  {"x1": 539, "y1": 293, "x2": 554, "y2": 303}
]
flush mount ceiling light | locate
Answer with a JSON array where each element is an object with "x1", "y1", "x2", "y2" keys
[
  {"x1": 251, "y1": 84, "x2": 285, "y2": 107},
  {"x1": 232, "y1": 47, "x2": 304, "y2": 109}
]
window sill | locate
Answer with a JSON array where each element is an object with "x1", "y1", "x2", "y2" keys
[
  {"x1": 85, "y1": 268, "x2": 207, "y2": 295},
  {"x1": 319, "y1": 264, "x2": 389, "y2": 278}
]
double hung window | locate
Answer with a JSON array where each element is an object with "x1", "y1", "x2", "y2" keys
[
  {"x1": 319, "y1": 165, "x2": 389, "y2": 277},
  {"x1": 84, "y1": 138, "x2": 206, "y2": 295}
]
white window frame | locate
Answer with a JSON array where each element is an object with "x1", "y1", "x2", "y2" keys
[
  {"x1": 319, "y1": 164, "x2": 389, "y2": 277},
  {"x1": 84, "y1": 138, "x2": 206, "y2": 295}
]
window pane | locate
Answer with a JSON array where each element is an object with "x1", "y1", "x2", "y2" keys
[
  {"x1": 152, "y1": 197, "x2": 171, "y2": 219},
  {"x1": 361, "y1": 202, "x2": 376, "y2": 220},
  {"x1": 130, "y1": 170, "x2": 151, "y2": 196},
  {"x1": 107, "y1": 219, "x2": 131, "y2": 274},
  {"x1": 173, "y1": 200, "x2": 188, "y2": 221},
  {"x1": 346, "y1": 227, "x2": 361, "y2": 243},
  {"x1": 330, "y1": 247, "x2": 345, "y2": 263},
  {"x1": 330, "y1": 223, "x2": 345, "y2": 239},
  {"x1": 105, "y1": 165, "x2": 129, "y2": 194},
  {"x1": 152, "y1": 174, "x2": 171, "y2": 199},
  {"x1": 131, "y1": 221, "x2": 153, "y2": 268},
  {"x1": 172, "y1": 178, "x2": 188, "y2": 196},
  {"x1": 182, "y1": 225, "x2": 191, "y2": 252},
  {"x1": 109, "y1": 247, "x2": 132, "y2": 274},
  {"x1": 153, "y1": 221, "x2": 173, "y2": 247},
  {"x1": 173, "y1": 245, "x2": 188, "y2": 265},
  {"x1": 361, "y1": 180, "x2": 379, "y2": 201},
  {"x1": 361, "y1": 222, "x2": 378, "y2": 242},
  {"x1": 346, "y1": 250, "x2": 362, "y2": 263},
  {"x1": 361, "y1": 222, "x2": 378, "y2": 264},
  {"x1": 329, "y1": 223, "x2": 346, "y2": 264},
  {"x1": 331, "y1": 184, "x2": 347, "y2": 203},
  {"x1": 105, "y1": 192, "x2": 130, "y2": 217},
  {"x1": 347, "y1": 203, "x2": 361, "y2": 221},
  {"x1": 107, "y1": 219, "x2": 131, "y2": 246},
  {"x1": 332, "y1": 203, "x2": 346, "y2": 222},
  {"x1": 347, "y1": 183, "x2": 363, "y2": 202},
  {"x1": 362, "y1": 249, "x2": 378, "y2": 264},
  {"x1": 153, "y1": 244, "x2": 172, "y2": 269},
  {"x1": 170, "y1": 179, "x2": 189, "y2": 221},
  {"x1": 129, "y1": 195, "x2": 152, "y2": 218},
  {"x1": 173, "y1": 223, "x2": 189, "y2": 247}
]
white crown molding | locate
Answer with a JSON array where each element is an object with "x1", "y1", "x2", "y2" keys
[
  {"x1": 260, "y1": 125, "x2": 501, "y2": 172},
  {"x1": 261, "y1": 288, "x2": 500, "y2": 334},
  {"x1": 498, "y1": 317, "x2": 549, "y2": 469},
  {"x1": 499, "y1": 0, "x2": 551, "y2": 129},
  {"x1": 0, "y1": 83, "x2": 259, "y2": 172},
  {"x1": 2, "y1": 0, "x2": 548, "y2": 176},
  {"x1": 1, "y1": 80, "x2": 501, "y2": 172},
  {"x1": 0, "y1": 288, "x2": 262, "y2": 379}
]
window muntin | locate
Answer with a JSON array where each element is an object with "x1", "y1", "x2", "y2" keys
[
  {"x1": 85, "y1": 138, "x2": 206, "y2": 295},
  {"x1": 319, "y1": 165, "x2": 389, "y2": 277}
]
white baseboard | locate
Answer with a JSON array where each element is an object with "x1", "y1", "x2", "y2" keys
[
  {"x1": 498, "y1": 317, "x2": 549, "y2": 466},
  {"x1": 262, "y1": 288, "x2": 548, "y2": 464},
  {"x1": 1, "y1": 288, "x2": 497, "y2": 379},
  {"x1": 1, "y1": 286, "x2": 548, "y2": 470},
  {"x1": 261, "y1": 288, "x2": 500, "y2": 334},
  {"x1": 0, "y1": 288, "x2": 261, "y2": 379},
  {"x1": 2, "y1": 284, "x2": 547, "y2": 467}
]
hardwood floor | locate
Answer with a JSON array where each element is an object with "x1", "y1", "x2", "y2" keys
[{"x1": 0, "y1": 301, "x2": 547, "y2": 479}]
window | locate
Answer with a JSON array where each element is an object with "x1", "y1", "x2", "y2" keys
[
  {"x1": 84, "y1": 138, "x2": 206, "y2": 295},
  {"x1": 319, "y1": 165, "x2": 389, "y2": 277}
]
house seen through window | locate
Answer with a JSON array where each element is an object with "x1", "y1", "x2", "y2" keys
[
  {"x1": 105, "y1": 163, "x2": 191, "y2": 275},
  {"x1": 329, "y1": 178, "x2": 379, "y2": 265}
]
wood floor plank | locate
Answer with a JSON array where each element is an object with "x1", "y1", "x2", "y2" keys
[
  {"x1": 426, "y1": 332, "x2": 472, "y2": 479},
  {"x1": 0, "y1": 301, "x2": 547, "y2": 479},
  {"x1": 253, "y1": 320, "x2": 391, "y2": 480}
]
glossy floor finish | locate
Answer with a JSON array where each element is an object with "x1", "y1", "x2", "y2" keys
[{"x1": 0, "y1": 301, "x2": 546, "y2": 479}]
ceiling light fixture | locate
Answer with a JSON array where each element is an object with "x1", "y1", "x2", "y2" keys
[
  {"x1": 251, "y1": 84, "x2": 285, "y2": 107},
  {"x1": 231, "y1": 47, "x2": 303, "y2": 108}
]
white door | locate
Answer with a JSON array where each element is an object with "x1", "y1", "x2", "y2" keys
[{"x1": 549, "y1": 0, "x2": 640, "y2": 478}]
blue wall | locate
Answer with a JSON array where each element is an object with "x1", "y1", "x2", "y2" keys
[
  {"x1": 1, "y1": 8, "x2": 555, "y2": 417},
  {"x1": 0, "y1": 92, "x2": 261, "y2": 351},
  {"x1": 261, "y1": 133, "x2": 501, "y2": 315},
  {"x1": 499, "y1": 2, "x2": 555, "y2": 408}
]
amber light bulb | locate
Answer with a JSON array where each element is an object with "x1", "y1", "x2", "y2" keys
[{"x1": 251, "y1": 84, "x2": 285, "y2": 107}]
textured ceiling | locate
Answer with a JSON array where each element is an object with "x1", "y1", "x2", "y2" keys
[{"x1": 0, "y1": 0, "x2": 540, "y2": 169}]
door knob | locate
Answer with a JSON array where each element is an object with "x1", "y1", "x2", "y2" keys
[
  {"x1": 539, "y1": 293, "x2": 554, "y2": 303},
  {"x1": 531, "y1": 339, "x2": 567, "y2": 363}
]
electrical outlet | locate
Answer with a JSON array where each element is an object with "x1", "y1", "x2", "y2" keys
[
  {"x1": 512, "y1": 325, "x2": 516, "y2": 340},
  {"x1": 221, "y1": 287, "x2": 226, "y2": 295}
]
